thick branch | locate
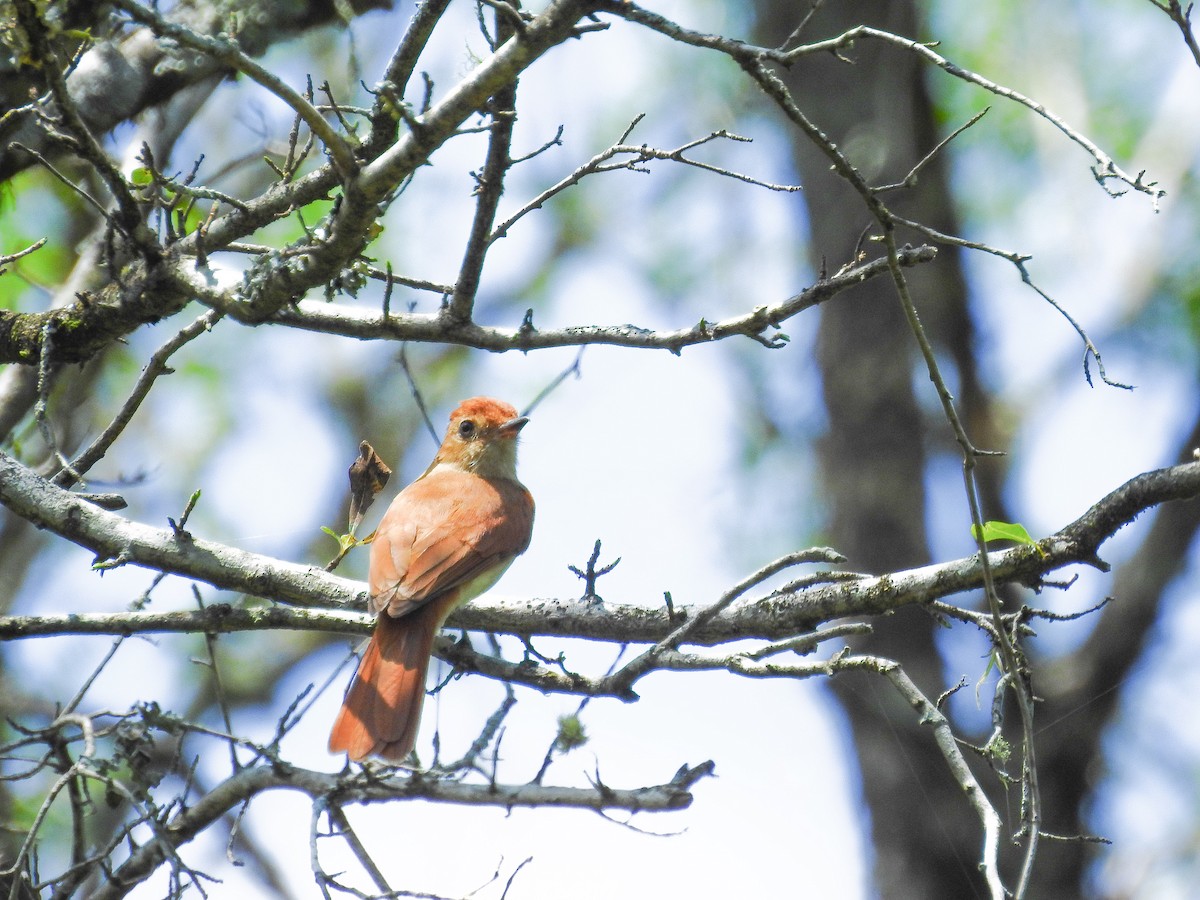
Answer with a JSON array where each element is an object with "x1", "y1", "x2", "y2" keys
[
  {"x1": 0, "y1": 450, "x2": 364, "y2": 609},
  {"x1": 0, "y1": 1, "x2": 605, "y2": 364},
  {"x1": 3, "y1": 456, "x2": 1198, "y2": 650},
  {"x1": 226, "y1": 0, "x2": 602, "y2": 321},
  {"x1": 0, "y1": 161, "x2": 340, "y2": 366}
]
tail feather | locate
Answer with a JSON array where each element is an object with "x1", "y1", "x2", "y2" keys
[{"x1": 329, "y1": 598, "x2": 448, "y2": 762}]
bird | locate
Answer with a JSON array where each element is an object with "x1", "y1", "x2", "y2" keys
[{"x1": 328, "y1": 397, "x2": 534, "y2": 762}]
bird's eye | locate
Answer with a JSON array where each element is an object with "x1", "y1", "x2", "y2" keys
[{"x1": 457, "y1": 419, "x2": 476, "y2": 439}]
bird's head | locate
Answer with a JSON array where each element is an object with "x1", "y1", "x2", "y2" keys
[{"x1": 435, "y1": 397, "x2": 528, "y2": 479}]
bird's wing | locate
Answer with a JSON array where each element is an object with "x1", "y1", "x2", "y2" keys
[{"x1": 368, "y1": 466, "x2": 533, "y2": 618}]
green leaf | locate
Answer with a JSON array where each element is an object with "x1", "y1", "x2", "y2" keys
[
  {"x1": 975, "y1": 651, "x2": 999, "y2": 706},
  {"x1": 129, "y1": 167, "x2": 154, "y2": 187},
  {"x1": 322, "y1": 526, "x2": 358, "y2": 553},
  {"x1": 970, "y1": 520, "x2": 1045, "y2": 557},
  {"x1": 971, "y1": 520, "x2": 1035, "y2": 545}
]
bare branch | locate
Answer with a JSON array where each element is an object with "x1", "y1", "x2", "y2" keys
[
  {"x1": 490, "y1": 123, "x2": 800, "y2": 243},
  {"x1": 3, "y1": 461, "x2": 1198, "y2": 657},
  {"x1": 203, "y1": 245, "x2": 936, "y2": 352},
  {"x1": 53, "y1": 310, "x2": 223, "y2": 490},
  {"x1": 0, "y1": 449, "x2": 366, "y2": 611},
  {"x1": 1147, "y1": 0, "x2": 1200, "y2": 71},
  {"x1": 88, "y1": 759, "x2": 713, "y2": 899},
  {"x1": 875, "y1": 107, "x2": 991, "y2": 192},
  {"x1": 0, "y1": 238, "x2": 48, "y2": 267},
  {"x1": 446, "y1": 9, "x2": 521, "y2": 323},
  {"x1": 595, "y1": 3, "x2": 1163, "y2": 206}
]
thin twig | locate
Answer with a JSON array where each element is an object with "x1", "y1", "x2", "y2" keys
[
  {"x1": 447, "y1": 7, "x2": 520, "y2": 323},
  {"x1": 522, "y1": 347, "x2": 585, "y2": 417},
  {"x1": 605, "y1": 548, "x2": 844, "y2": 693},
  {"x1": 886, "y1": 213, "x2": 1130, "y2": 389},
  {"x1": 54, "y1": 310, "x2": 223, "y2": 489},
  {"x1": 10, "y1": 143, "x2": 109, "y2": 220},
  {"x1": 490, "y1": 122, "x2": 801, "y2": 243},
  {"x1": 0, "y1": 238, "x2": 48, "y2": 267},
  {"x1": 875, "y1": 107, "x2": 990, "y2": 192},
  {"x1": 327, "y1": 804, "x2": 393, "y2": 895},
  {"x1": 110, "y1": 0, "x2": 358, "y2": 178},
  {"x1": 398, "y1": 342, "x2": 441, "y2": 444},
  {"x1": 597, "y1": 3, "x2": 1163, "y2": 206},
  {"x1": 778, "y1": 0, "x2": 826, "y2": 52},
  {"x1": 1148, "y1": 0, "x2": 1200, "y2": 71}
]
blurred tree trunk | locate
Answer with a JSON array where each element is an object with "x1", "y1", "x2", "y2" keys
[
  {"x1": 753, "y1": 3, "x2": 1200, "y2": 897},
  {"x1": 751, "y1": 2, "x2": 1020, "y2": 897}
]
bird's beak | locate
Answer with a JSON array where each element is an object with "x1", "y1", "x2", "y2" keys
[{"x1": 495, "y1": 415, "x2": 530, "y2": 437}]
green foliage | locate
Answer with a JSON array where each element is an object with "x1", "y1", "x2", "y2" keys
[
  {"x1": 322, "y1": 526, "x2": 361, "y2": 563},
  {"x1": 252, "y1": 196, "x2": 336, "y2": 247},
  {"x1": 984, "y1": 731, "x2": 1011, "y2": 765},
  {"x1": 971, "y1": 519, "x2": 1041, "y2": 551},
  {"x1": 0, "y1": 168, "x2": 95, "y2": 311},
  {"x1": 0, "y1": 240, "x2": 69, "y2": 311},
  {"x1": 554, "y1": 714, "x2": 588, "y2": 752}
]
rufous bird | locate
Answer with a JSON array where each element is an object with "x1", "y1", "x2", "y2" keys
[{"x1": 329, "y1": 397, "x2": 534, "y2": 762}]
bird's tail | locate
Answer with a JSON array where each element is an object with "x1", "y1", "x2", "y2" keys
[{"x1": 328, "y1": 598, "x2": 449, "y2": 762}]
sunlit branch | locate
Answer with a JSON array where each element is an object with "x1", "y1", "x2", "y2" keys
[
  {"x1": 0, "y1": 449, "x2": 365, "y2": 611},
  {"x1": 89, "y1": 759, "x2": 712, "y2": 900},
  {"x1": 3, "y1": 460, "x2": 1198, "y2": 649},
  {"x1": 187, "y1": 245, "x2": 935, "y2": 351}
]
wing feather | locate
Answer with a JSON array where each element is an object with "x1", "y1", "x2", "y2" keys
[{"x1": 368, "y1": 465, "x2": 534, "y2": 618}]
